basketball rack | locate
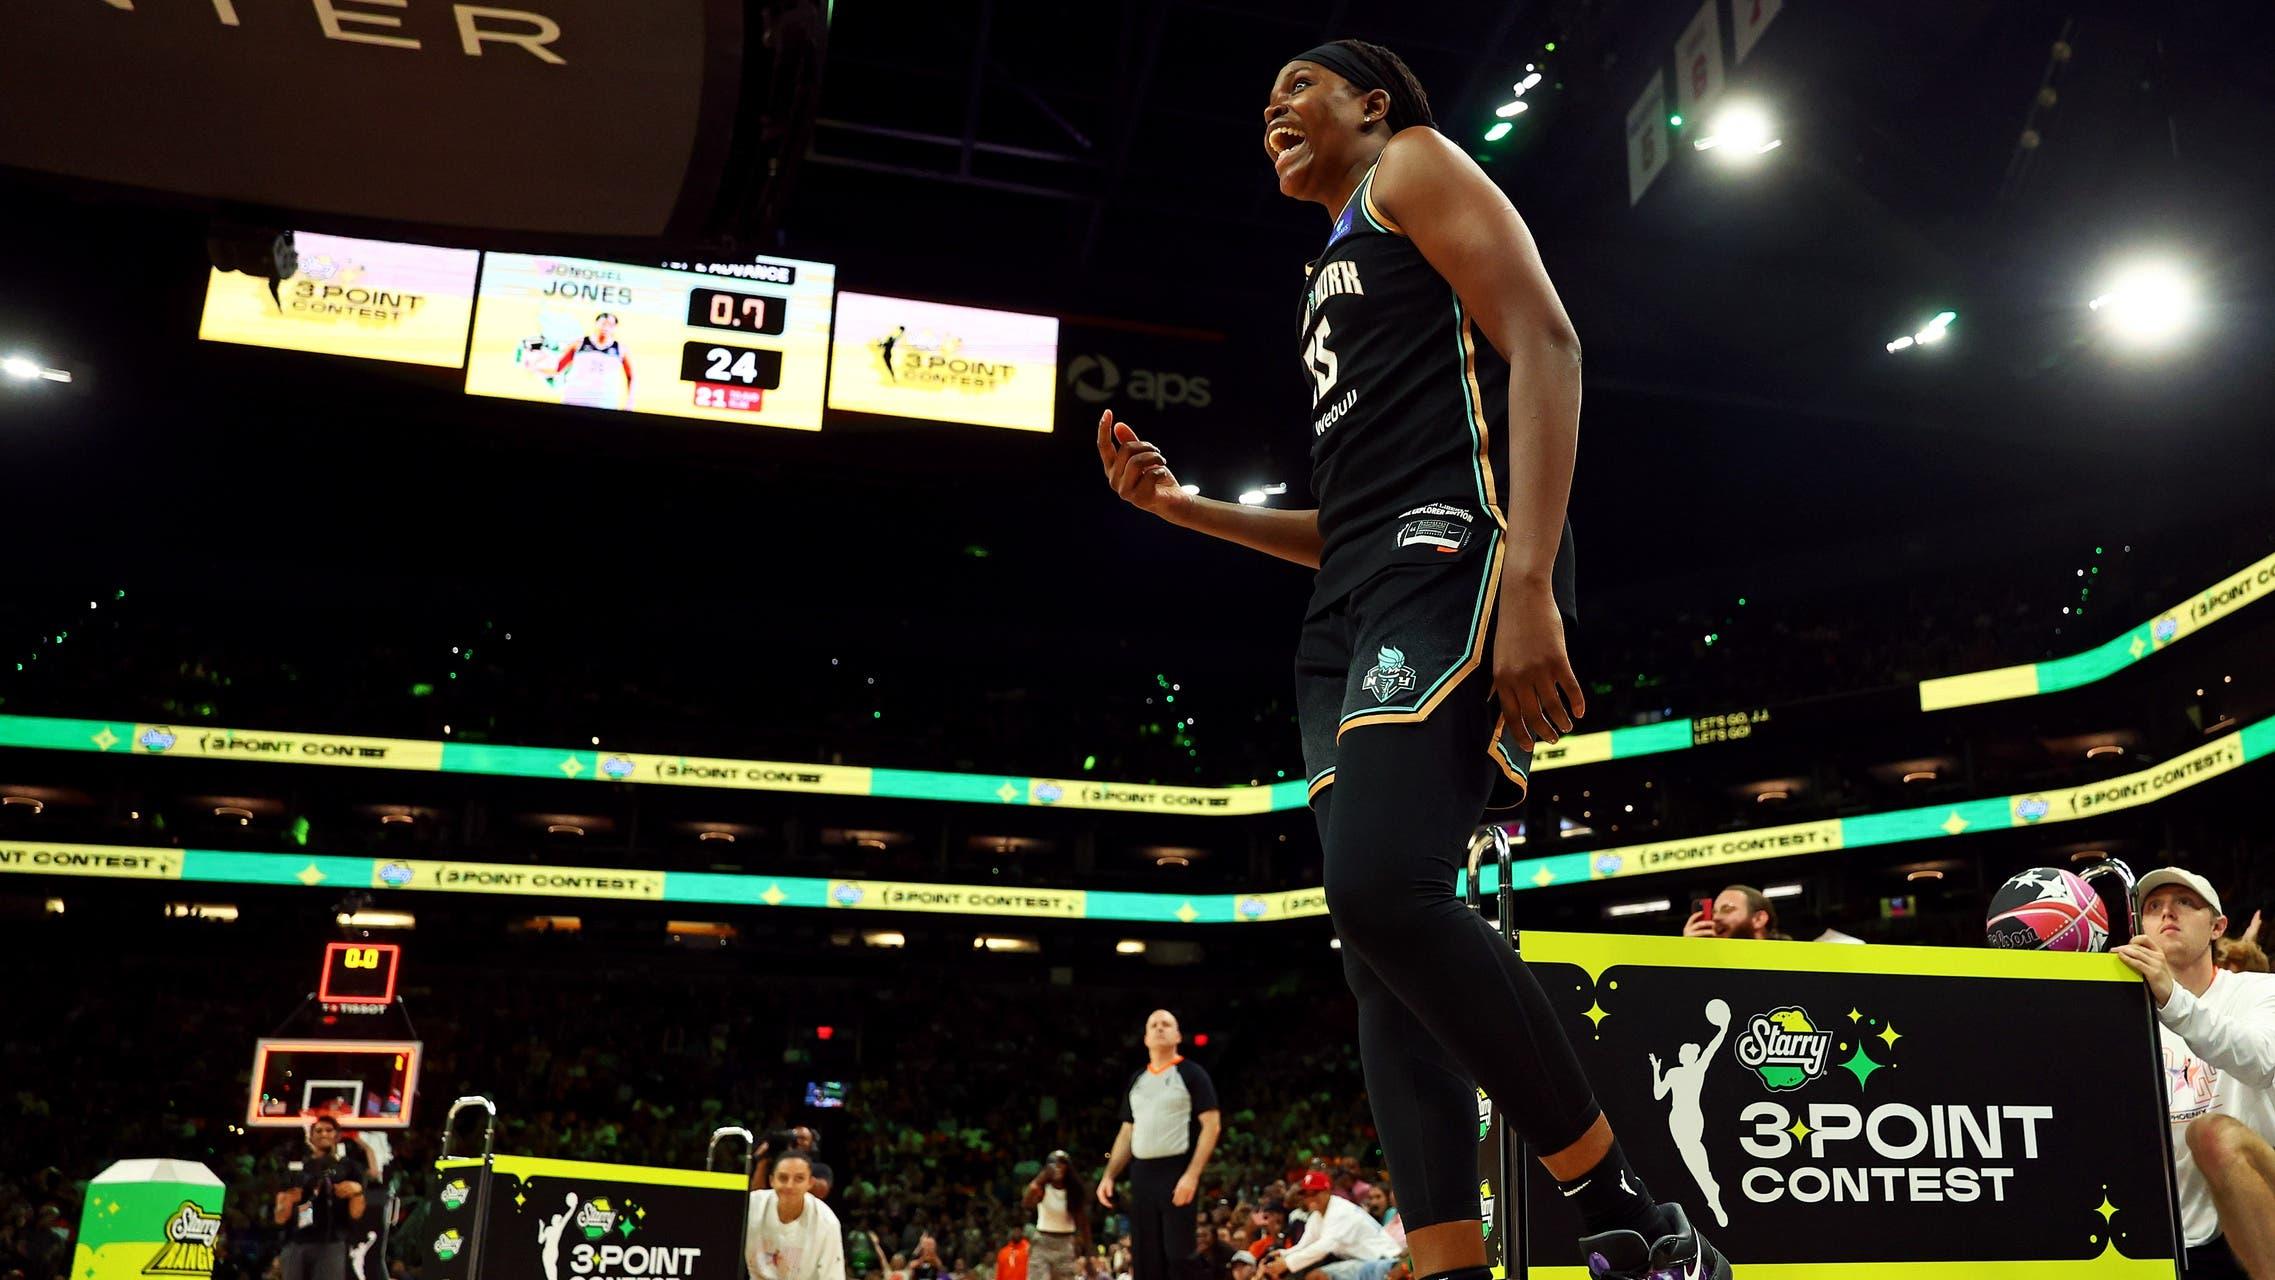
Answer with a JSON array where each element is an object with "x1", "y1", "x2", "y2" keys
[{"x1": 1465, "y1": 825, "x2": 1528, "y2": 1280}]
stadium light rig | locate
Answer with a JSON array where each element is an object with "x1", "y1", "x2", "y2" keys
[
  {"x1": 2090, "y1": 260, "x2": 2197, "y2": 348},
  {"x1": 1486, "y1": 67, "x2": 1547, "y2": 134},
  {"x1": 2, "y1": 354, "x2": 72, "y2": 383},
  {"x1": 1693, "y1": 102, "x2": 1781, "y2": 159},
  {"x1": 1886, "y1": 311, "x2": 1957, "y2": 353}
]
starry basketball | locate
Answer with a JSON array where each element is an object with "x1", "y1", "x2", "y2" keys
[{"x1": 1985, "y1": 867, "x2": 2111, "y2": 952}]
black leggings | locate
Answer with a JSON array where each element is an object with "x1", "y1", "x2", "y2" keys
[{"x1": 1314, "y1": 674, "x2": 1603, "y2": 1233}]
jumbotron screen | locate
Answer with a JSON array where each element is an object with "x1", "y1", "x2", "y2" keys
[
  {"x1": 197, "y1": 232, "x2": 481, "y2": 368},
  {"x1": 464, "y1": 254, "x2": 836, "y2": 431},
  {"x1": 827, "y1": 292, "x2": 1059, "y2": 432}
]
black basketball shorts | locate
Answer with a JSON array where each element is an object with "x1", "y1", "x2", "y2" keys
[{"x1": 1296, "y1": 506, "x2": 1532, "y2": 811}]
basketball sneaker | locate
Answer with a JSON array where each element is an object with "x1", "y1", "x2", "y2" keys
[{"x1": 1578, "y1": 1203, "x2": 1730, "y2": 1279}]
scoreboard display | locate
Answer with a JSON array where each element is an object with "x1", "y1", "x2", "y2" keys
[{"x1": 465, "y1": 254, "x2": 835, "y2": 430}]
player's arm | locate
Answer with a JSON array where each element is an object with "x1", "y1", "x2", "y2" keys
[
  {"x1": 1097, "y1": 412, "x2": 1322, "y2": 569},
  {"x1": 620, "y1": 351, "x2": 634, "y2": 393},
  {"x1": 555, "y1": 346, "x2": 577, "y2": 374},
  {"x1": 1372, "y1": 127, "x2": 1585, "y2": 751}
]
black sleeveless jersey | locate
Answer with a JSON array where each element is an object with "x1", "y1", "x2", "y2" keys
[{"x1": 1298, "y1": 161, "x2": 1577, "y2": 619}]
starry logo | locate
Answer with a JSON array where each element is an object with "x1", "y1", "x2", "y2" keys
[
  {"x1": 2153, "y1": 616, "x2": 2179, "y2": 644},
  {"x1": 2015, "y1": 795, "x2": 2052, "y2": 823},
  {"x1": 139, "y1": 726, "x2": 179, "y2": 753},
  {"x1": 433, "y1": 1230, "x2": 465, "y2": 1262},
  {"x1": 439, "y1": 1179, "x2": 469, "y2": 1211},
  {"x1": 600, "y1": 755, "x2": 636, "y2": 780},
  {"x1": 832, "y1": 883, "x2": 864, "y2": 906},
  {"x1": 1477, "y1": 1177, "x2": 1495, "y2": 1242},
  {"x1": 1733, "y1": 1007, "x2": 1831, "y2": 1092},
  {"x1": 1034, "y1": 782, "x2": 1064, "y2": 804},
  {"x1": 1236, "y1": 897, "x2": 1269, "y2": 921},
  {"x1": 1360, "y1": 646, "x2": 1416, "y2": 704},
  {"x1": 1593, "y1": 853, "x2": 1625, "y2": 877},
  {"x1": 576, "y1": 1199, "x2": 619, "y2": 1242},
  {"x1": 144, "y1": 1202, "x2": 222, "y2": 1276},
  {"x1": 379, "y1": 862, "x2": 416, "y2": 887},
  {"x1": 1475, "y1": 1088, "x2": 1492, "y2": 1141}
]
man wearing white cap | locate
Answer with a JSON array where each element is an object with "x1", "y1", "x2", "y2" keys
[{"x1": 2113, "y1": 867, "x2": 2275, "y2": 1279}]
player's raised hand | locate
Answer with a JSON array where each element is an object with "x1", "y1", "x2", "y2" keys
[{"x1": 1096, "y1": 410, "x2": 1192, "y2": 521}]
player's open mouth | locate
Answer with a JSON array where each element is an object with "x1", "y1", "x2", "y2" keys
[{"x1": 1268, "y1": 124, "x2": 1308, "y2": 172}]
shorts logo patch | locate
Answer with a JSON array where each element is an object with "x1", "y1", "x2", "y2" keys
[
  {"x1": 1395, "y1": 503, "x2": 1475, "y2": 554},
  {"x1": 1362, "y1": 646, "x2": 1417, "y2": 703}
]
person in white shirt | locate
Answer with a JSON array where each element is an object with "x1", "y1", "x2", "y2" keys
[
  {"x1": 2113, "y1": 867, "x2": 2275, "y2": 1280},
  {"x1": 747, "y1": 1154, "x2": 847, "y2": 1280},
  {"x1": 1258, "y1": 1173, "x2": 1403, "y2": 1280},
  {"x1": 1024, "y1": 1150, "x2": 1093, "y2": 1280}
]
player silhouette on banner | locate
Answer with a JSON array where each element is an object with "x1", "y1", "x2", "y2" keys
[
  {"x1": 540, "y1": 1192, "x2": 581, "y2": 1280},
  {"x1": 1650, "y1": 1000, "x2": 1733, "y2": 1228}
]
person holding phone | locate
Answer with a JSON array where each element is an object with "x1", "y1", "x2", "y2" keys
[
  {"x1": 1680, "y1": 885, "x2": 1788, "y2": 940},
  {"x1": 1026, "y1": 1151, "x2": 1092, "y2": 1280}
]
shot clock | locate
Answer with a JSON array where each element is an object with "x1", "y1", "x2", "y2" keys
[
  {"x1": 466, "y1": 253, "x2": 834, "y2": 430},
  {"x1": 686, "y1": 286, "x2": 788, "y2": 336},
  {"x1": 319, "y1": 940, "x2": 402, "y2": 1005}
]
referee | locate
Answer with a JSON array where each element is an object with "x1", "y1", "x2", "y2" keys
[{"x1": 1099, "y1": 1010, "x2": 1220, "y2": 1280}]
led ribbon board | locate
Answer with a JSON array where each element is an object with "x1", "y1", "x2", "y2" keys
[
  {"x1": 5, "y1": 716, "x2": 2266, "y2": 919},
  {"x1": 1918, "y1": 548, "x2": 2275, "y2": 711},
  {"x1": 5, "y1": 552, "x2": 2260, "y2": 806}
]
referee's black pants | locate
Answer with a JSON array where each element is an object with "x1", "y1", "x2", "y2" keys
[{"x1": 1128, "y1": 1156, "x2": 1195, "y2": 1280}]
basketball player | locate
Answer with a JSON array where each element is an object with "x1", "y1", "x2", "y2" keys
[
  {"x1": 554, "y1": 312, "x2": 633, "y2": 409},
  {"x1": 2114, "y1": 868, "x2": 2275, "y2": 1279},
  {"x1": 1095, "y1": 39, "x2": 1726, "y2": 1279}
]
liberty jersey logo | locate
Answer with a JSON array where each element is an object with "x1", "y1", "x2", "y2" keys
[
  {"x1": 1307, "y1": 260, "x2": 1365, "y2": 318},
  {"x1": 1361, "y1": 646, "x2": 1416, "y2": 703}
]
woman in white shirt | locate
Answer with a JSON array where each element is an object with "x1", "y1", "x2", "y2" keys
[{"x1": 747, "y1": 1154, "x2": 847, "y2": 1280}]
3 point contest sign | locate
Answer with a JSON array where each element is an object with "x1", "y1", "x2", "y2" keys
[
  {"x1": 1516, "y1": 933, "x2": 2180, "y2": 1277},
  {"x1": 426, "y1": 1156, "x2": 745, "y2": 1280}
]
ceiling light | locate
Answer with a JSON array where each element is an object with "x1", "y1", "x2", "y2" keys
[
  {"x1": 1693, "y1": 102, "x2": 1780, "y2": 158},
  {"x1": 2090, "y1": 260, "x2": 2197, "y2": 347}
]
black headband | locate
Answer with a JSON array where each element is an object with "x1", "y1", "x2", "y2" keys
[{"x1": 1286, "y1": 44, "x2": 1385, "y2": 96}]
